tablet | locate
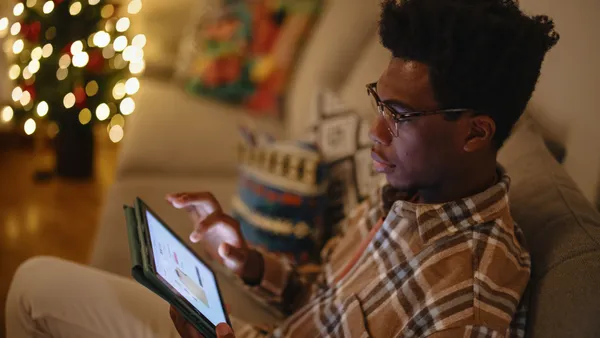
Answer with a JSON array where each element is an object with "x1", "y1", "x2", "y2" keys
[{"x1": 124, "y1": 198, "x2": 231, "y2": 337}]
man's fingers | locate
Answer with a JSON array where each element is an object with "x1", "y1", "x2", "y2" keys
[
  {"x1": 216, "y1": 323, "x2": 235, "y2": 338},
  {"x1": 219, "y1": 243, "x2": 247, "y2": 270},
  {"x1": 167, "y1": 192, "x2": 222, "y2": 215},
  {"x1": 190, "y1": 212, "x2": 241, "y2": 243}
]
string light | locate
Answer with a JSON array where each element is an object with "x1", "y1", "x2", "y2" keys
[
  {"x1": 129, "y1": 60, "x2": 145, "y2": 74},
  {"x1": 96, "y1": 103, "x2": 110, "y2": 121},
  {"x1": 125, "y1": 77, "x2": 140, "y2": 95},
  {"x1": 113, "y1": 54, "x2": 127, "y2": 69},
  {"x1": 102, "y1": 45, "x2": 115, "y2": 59},
  {"x1": 12, "y1": 39, "x2": 24, "y2": 54},
  {"x1": 79, "y1": 108, "x2": 92, "y2": 124},
  {"x1": 128, "y1": 0, "x2": 142, "y2": 14},
  {"x1": 86, "y1": 81, "x2": 99, "y2": 96},
  {"x1": 70, "y1": 40, "x2": 84, "y2": 54},
  {"x1": 122, "y1": 45, "x2": 143, "y2": 62},
  {"x1": 113, "y1": 36, "x2": 127, "y2": 51},
  {"x1": 72, "y1": 51, "x2": 89, "y2": 67},
  {"x1": 14, "y1": 3, "x2": 25, "y2": 16},
  {"x1": 0, "y1": 18, "x2": 8, "y2": 37},
  {"x1": 43, "y1": 1, "x2": 55, "y2": 14},
  {"x1": 45, "y1": 27, "x2": 56, "y2": 40},
  {"x1": 1, "y1": 106, "x2": 14, "y2": 122},
  {"x1": 10, "y1": 23, "x2": 21, "y2": 36},
  {"x1": 89, "y1": 0, "x2": 100, "y2": 5},
  {"x1": 116, "y1": 18, "x2": 130, "y2": 32},
  {"x1": 8, "y1": 65, "x2": 20, "y2": 80},
  {"x1": 59, "y1": 54, "x2": 71, "y2": 68},
  {"x1": 69, "y1": 2, "x2": 82, "y2": 15},
  {"x1": 110, "y1": 113, "x2": 125, "y2": 127},
  {"x1": 63, "y1": 93, "x2": 76, "y2": 108},
  {"x1": 101, "y1": 5, "x2": 114, "y2": 18},
  {"x1": 23, "y1": 67, "x2": 32, "y2": 79},
  {"x1": 120, "y1": 97, "x2": 135, "y2": 115},
  {"x1": 12, "y1": 87, "x2": 23, "y2": 101},
  {"x1": 56, "y1": 68, "x2": 68, "y2": 80},
  {"x1": 26, "y1": 0, "x2": 37, "y2": 7},
  {"x1": 109, "y1": 125, "x2": 124, "y2": 143},
  {"x1": 132, "y1": 34, "x2": 147, "y2": 48},
  {"x1": 20, "y1": 91, "x2": 31, "y2": 106},
  {"x1": 24, "y1": 118, "x2": 36, "y2": 135},
  {"x1": 28, "y1": 59, "x2": 40, "y2": 73},
  {"x1": 37, "y1": 101, "x2": 49, "y2": 117},
  {"x1": 112, "y1": 82, "x2": 126, "y2": 99},
  {"x1": 42, "y1": 43, "x2": 53, "y2": 57},
  {"x1": 31, "y1": 47, "x2": 43, "y2": 60},
  {"x1": 93, "y1": 31, "x2": 110, "y2": 47}
]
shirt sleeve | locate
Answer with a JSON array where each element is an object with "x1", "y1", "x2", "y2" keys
[{"x1": 425, "y1": 326, "x2": 506, "y2": 338}]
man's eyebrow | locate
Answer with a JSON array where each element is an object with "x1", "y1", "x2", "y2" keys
[{"x1": 381, "y1": 98, "x2": 418, "y2": 112}]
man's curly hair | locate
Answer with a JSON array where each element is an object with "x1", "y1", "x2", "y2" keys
[{"x1": 379, "y1": 0, "x2": 560, "y2": 147}]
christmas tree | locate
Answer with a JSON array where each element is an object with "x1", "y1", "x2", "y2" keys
[{"x1": 0, "y1": 0, "x2": 145, "y2": 177}]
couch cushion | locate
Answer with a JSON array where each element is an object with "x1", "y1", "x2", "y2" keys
[
  {"x1": 499, "y1": 118, "x2": 600, "y2": 338},
  {"x1": 118, "y1": 78, "x2": 283, "y2": 178}
]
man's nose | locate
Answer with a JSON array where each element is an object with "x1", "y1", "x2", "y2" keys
[{"x1": 369, "y1": 115, "x2": 393, "y2": 146}]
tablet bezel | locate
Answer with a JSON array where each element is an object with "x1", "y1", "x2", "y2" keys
[{"x1": 136, "y1": 198, "x2": 232, "y2": 330}]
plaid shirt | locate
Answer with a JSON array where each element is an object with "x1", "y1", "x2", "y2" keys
[{"x1": 236, "y1": 173, "x2": 531, "y2": 337}]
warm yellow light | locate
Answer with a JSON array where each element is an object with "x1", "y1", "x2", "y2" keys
[
  {"x1": 1, "y1": 106, "x2": 14, "y2": 122},
  {"x1": 102, "y1": 45, "x2": 115, "y2": 59},
  {"x1": 122, "y1": 45, "x2": 143, "y2": 62},
  {"x1": 23, "y1": 67, "x2": 32, "y2": 80},
  {"x1": 125, "y1": 77, "x2": 140, "y2": 95},
  {"x1": 116, "y1": 18, "x2": 130, "y2": 32},
  {"x1": 79, "y1": 108, "x2": 92, "y2": 124},
  {"x1": 42, "y1": 43, "x2": 53, "y2": 57},
  {"x1": 28, "y1": 60, "x2": 40, "y2": 73},
  {"x1": 113, "y1": 35, "x2": 127, "y2": 51},
  {"x1": 0, "y1": 18, "x2": 8, "y2": 32},
  {"x1": 112, "y1": 82, "x2": 126, "y2": 100},
  {"x1": 8, "y1": 65, "x2": 20, "y2": 80},
  {"x1": 101, "y1": 5, "x2": 114, "y2": 18},
  {"x1": 20, "y1": 91, "x2": 31, "y2": 106},
  {"x1": 12, "y1": 87, "x2": 23, "y2": 101},
  {"x1": 110, "y1": 113, "x2": 125, "y2": 127},
  {"x1": 72, "y1": 52, "x2": 89, "y2": 67},
  {"x1": 26, "y1": 0, "x2": 37, "y2": 7},
  {"x1": 45, "y1": 27, "x2": 56, "y2": 40},
  {"x1": 10, "y1": 23, "x2": 21, "y2": 36},
  {"x1": 113, "y1": 54, "x2": 127, "y2": 69},
  {"x1": 89, "y1": 0, "x2": 100, "y2": 5},
  {"x1": 31, "y1": 47, "x2": 43, "y2": 60},
  {"x1": 43, "y1": 1, "x2": 55, "y2": 14},
  {"x1": 96, "y1": 103, "x2": 110, "y2": 121},
  {"x1": 63, "y1": 93, "x2": 76, "y2": 108},
  {"x1": 70, "y1": 40, "x2": 83, "y2": 54},
  {"x1": 58, "y1": 54, "x2": 71, "y2": 68},
  {"x1": 56, "y1": 68, "x2": 68, "y2": 80},
  {"x1": 12, "y1": 39, "x2": 24, "y2": 54},
  {"x1": 37, "y1": 101, "x2": 49, "y2": 117},
  {"x1": 24, "y1": 118, "x2": 36, "y2": 135},
  {"x1": 132, "y1": 34, "x2": 147, "y2": 48},
  {"x1": 69, "y1": 2, "x2": 82, "y2": 15},
  {"x1": 93, "y1": 31, "x2": 110, "y2": 47},
  {"x1": 47, "y1": 122, "x2": 59, "y2": 138},
  {"x1": 120, "y1": 97, "x2": 135, "y2": 115},
  {"x1": 14, "y1": 3, "x2": 25, "y2": 16},
  {"x1": 128, "y1": 0, "x2": 142, "y2": 14},
  {"x1": 109, "y1": 125, "x2": 124, "y2": 143},
  {"x1": 85, "y1": 81, "x2": 99, "y2": 96},
  {"x1": 129, "y1": 60, "x2": 145, "y2": 74}
]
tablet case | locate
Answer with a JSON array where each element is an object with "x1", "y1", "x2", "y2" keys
[{"x1": 123, "y1": 204, "x2": 218, "y2": 338}]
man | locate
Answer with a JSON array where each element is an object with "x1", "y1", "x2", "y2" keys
[{"x1": 5, "y1": 0, "x2": 558, "y2": 337}]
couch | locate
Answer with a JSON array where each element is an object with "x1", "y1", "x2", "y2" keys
[{"x1": 90, "y1": 0, "x2": 600, "y2": 336}]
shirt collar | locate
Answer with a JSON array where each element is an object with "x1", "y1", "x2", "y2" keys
[{"x1": 386, "y1": 169, "x2": 511, "y2": 245}]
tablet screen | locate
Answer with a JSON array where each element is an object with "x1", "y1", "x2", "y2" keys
[{"x1": 146, "y1": 210, "x2": 227, "y2": 326}]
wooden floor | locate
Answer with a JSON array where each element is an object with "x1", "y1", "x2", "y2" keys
[{"x1": 0, "y1": 129, "x2": 119, "y2": 336}]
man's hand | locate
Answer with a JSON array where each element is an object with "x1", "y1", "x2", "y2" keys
[
  {"x1": 166, "y1": 192, "x2": 263, "y2": 283},
  {"x1": 170, "y1": 306, "x2": 235, "y2": 338}
]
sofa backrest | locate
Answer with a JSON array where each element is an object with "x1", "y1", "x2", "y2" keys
[{"x1": 499, "y1": 118, "x2": 600, "y2": 338}]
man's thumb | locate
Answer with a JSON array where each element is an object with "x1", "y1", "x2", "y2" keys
[
  {"x1": 216, "y1": 323, "x2": 235, "y2": 338},
  {"x1": 218, "y1": 243, "x2": 246, "y2": 269}
]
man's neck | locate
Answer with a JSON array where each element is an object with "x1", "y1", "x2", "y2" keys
[{"x1": 416, "y1": 162, "x2": 498, "y2": 205}]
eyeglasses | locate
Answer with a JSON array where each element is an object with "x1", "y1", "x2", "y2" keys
[{"x1": 366, "y1": 82, "x2": 471, "y2": 137}]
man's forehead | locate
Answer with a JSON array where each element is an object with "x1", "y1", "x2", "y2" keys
[{"x1": 377, "y1": 58, "x2": 438, "y2": 110}]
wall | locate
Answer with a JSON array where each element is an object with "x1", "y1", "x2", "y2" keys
[{"x1": 519, "y1": 0, "x2": 600, "y2": 204}]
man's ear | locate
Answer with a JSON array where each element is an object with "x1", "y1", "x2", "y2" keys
[{"x1": 463, "y1": 115, "x2": 495, "y2": 152}]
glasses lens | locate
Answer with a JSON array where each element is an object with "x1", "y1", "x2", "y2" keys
[{"x1": 381, "y1": 105, "x2": 398, "y2": 137}]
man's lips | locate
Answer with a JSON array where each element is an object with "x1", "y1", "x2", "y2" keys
[{"x1": 371, "y1": 150, "x2": 395, "y2": 173}]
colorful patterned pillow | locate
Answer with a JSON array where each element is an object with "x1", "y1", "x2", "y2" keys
[
  {"x1": 232, "y1": 131, "x2": 329, "y2": 264},
  {"x1": 185, "y1": 0, "x2": 322, "y2": 116}
]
